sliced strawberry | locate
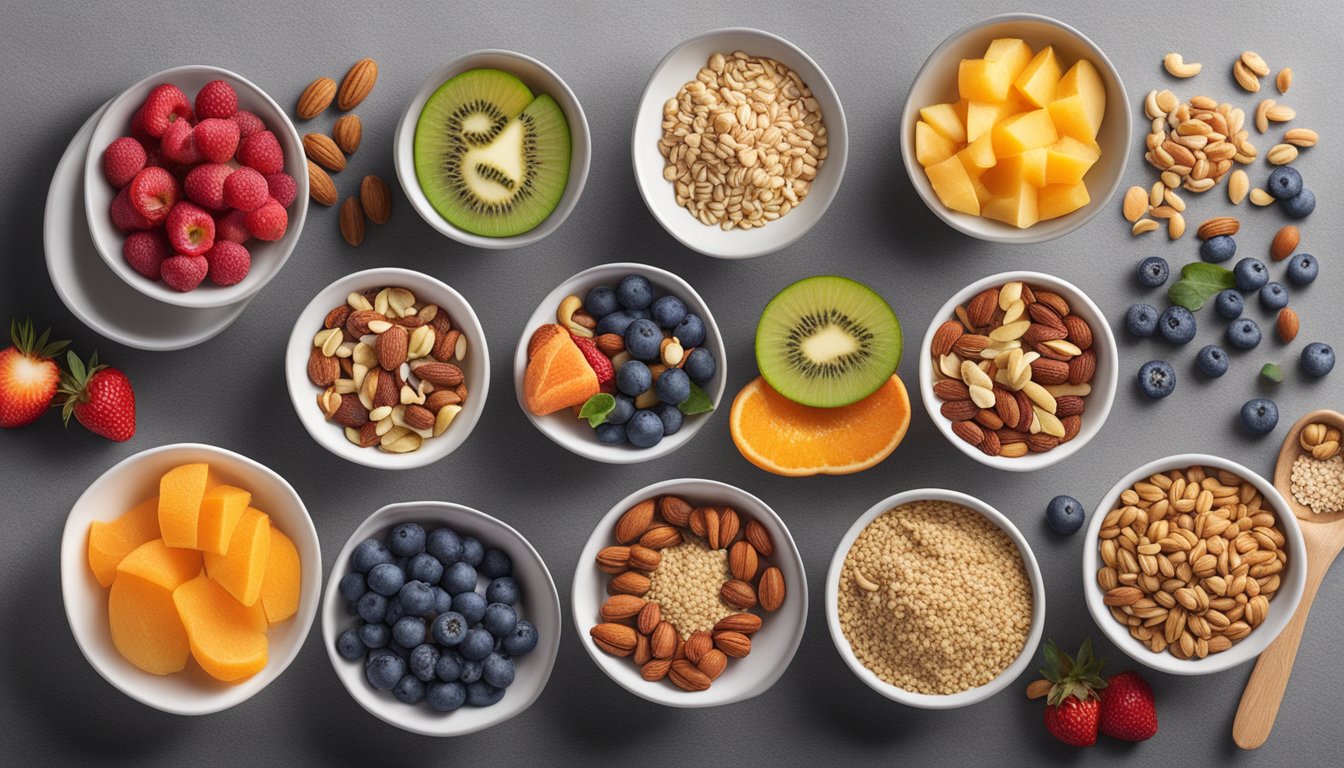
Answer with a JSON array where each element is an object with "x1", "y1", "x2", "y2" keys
[
  {"x1": 140, "y1": 84, "x2": 193, "y2": 138},
  {"x1": 571, "y1": 334, "x2": 614, "y2": 384},
  {"x1": 0, "y1": 319, "x2": 69, "y2": 428},
  {"x1": 127, "y1": 166, "x2": 180, "y2": 223}
]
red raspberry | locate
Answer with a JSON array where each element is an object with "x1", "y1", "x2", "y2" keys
[
  {"x1": 571, "y1": 334, "x2": 614, "y2": 384},
  {"x1": 160, "y1": 254, "x2": 208, "y2": 292},
  {"x1": 236, "y1": 130, "x2": 284, "y2": 175},
  {"x1": 222, "y1": 167, "x2": 269, "y2": 211},
  {"x1": 183, "y1": 163, "x2": 233, "y2": 211},
  {"x1": 160, "y1": 118, "x2": 201, "y2": 164},
  {"x1": 194, "y1": 79, "x2": 237, "y2": 120},
  {"x1": 123, "y1": 231, "x2": 170, "y2": 278},
  {"x1": 205, "y1": 240, "x2": 251, "y2": 286},
  {"x1": 102, "y1": 137, "x2": 147, "y2": 188},
  {"x1": 244, "y1": 199, "x2": 288, "y2": 241},
  {"x1": 193, "y1": 118, "x2": 240, "y2": 164},
  {"x1": 165, "y1": 202, "x2": 216, "y2": 256},
  {"x1": 140, "y1": 84, "x2": 193, "y2": 138},
  {"x1": 142, "y1": 142, "x2": 163, "y2": 169},
  {"x1": 215, "y1": 210, "x2": 252, "y2": 244},
  {"x1": 127, "y1": 167, "x2": 179, "y2": 224},
  {"x1": 110, "y1": 186, "x2": 154, "y2": 232},
  {"x1": 130, "y1": 106, "x2": 154, "y2": 144},
  {"x1": 231, "y1": 110, "x2": 265, "y2": 138},
  {"x1": 265, "y1": 172, "x2": 297, "y2": 207}
]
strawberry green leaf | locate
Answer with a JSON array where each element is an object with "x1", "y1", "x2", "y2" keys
[
  {"x1": 1168, "y1": 263, "x2": 1235, "y2": 311},
  {"x1": 579, "y1": 393, "x2": 616, "y2": 427}
]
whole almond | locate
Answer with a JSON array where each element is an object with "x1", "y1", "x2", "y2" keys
[
  {"x1": 595, "y1": 546, "x2": 630, "y2": 574},
  {"x1": 1270, "y1": 225, "x2": 1299, "y2": 261},
  {"x1": 324, "y1": 304, "x2": 351, "y2": 330},
  {"x1": 1068, "y1": 349, "x2": 1097, "y2": 385},
  {"x1": 346, "y1": 309, "x2": 382, "y2": 336},
  {"x1": 974, "y1": 409, "x2": 1004, "y2": 431},
  {"x1": 374, "y1": 368, "x2": 398, "y2": 408},
  {"x1": 636, "y1": 601, "x2": 661, "y2": 635},
  {"x1": 308, "y1": 161, "x2": 337, "y2": 206},
  {"x1": 303, "y1": 132, "x2": 346, "y2": 172},
  {"x1": 1062, "y1": 414, "x2": 1082, "y2": 442},
  {"x1": 669, "y1": 659, "x2": 712, "y2": 692},
  {"x1": 941, "y1": 400, "x2": 979, "y2": 421},
  {"x1": 720, "y1": 579, "x2": 757, "y2": 609},
  {"x1": 1029, "y1": 358, "x2": 1069, "y2": 386},
  {"x1": 377, "y1": 324, "x2": 409, "y2": 370},
  {"x1": 307, "y1": 347, "x2": 339, "y2": 386},
  {"x1": 639, "y1": 524, "x2": 682, "y2": 549},
  {"x1": 728, "y1": 540, "x2": 759, "y2": 581},
  {"x1": 431, "y1": 328, "x2": 461, "y2": 363},
  {"x1": 599, "y1": 594, "x2": 644, "y2": 621},
  {"x1": 698, "y1": 649, "x2": 729, "y2": 680},
  {"x1": 684, "y1": 631, "x2": 714, "y2": 664},
  {"x1": 758, "y1": 566, "x2": 786, "y2": 612},
  {"x1": 1055, "y1": 396, "x2": 1086, "y2": 418},
  {"x1": 641, "y1": 659, "x2": 671, "y2": 682},
  {"x1": 361, "y1": 175, "x2": 392, "y2": 225},
  {"x1": 425, "y1": 389, "x2": 461, "y2": 412},
  {"x1": 952, "y1": 420, "x2": 985, "y2": 446},
  {"x1": 1064, "y1": 315, "x2": 1093, "y2": 349},
  {"x1": 594, "y1": 333, "x2": 625, "y2": 356},
  {"x1": 714, "y1": 631, "x2": 752, "y2": 657},
  {"x1": 650, "y1": 621, "x2": 677, "y2": 659},
  {"x1": 1023, "y1": 323, "x2": 1068, "y2": 346},
  {"x1": 590, "y1": 623, "x2": 637, "y2": 656},
  {"x1": 979, "y1": 430, "x2": 1003, "y2": 457},
  {"x1": 296, "y1": 77, "x2": 336, "y2": 120},
  {"x1": 333, "y1": 114, "x2": 362, "y2": 154},
  {"x1": 357, "y1": 420, "x2": 379, "y2": 447},
  {"x1": 414, "y1": 362, "x2": 464, "y2": 387},
  {"x1": 633, "y1": 632, "x2": 651, "y2": 666},
  {"x1": 616, "y1": 498, "x2": 655, "y2": 544},
  {"x1": 627, "y1": 545, "x2": 662, "y2": 572},
  {"x1": 608, "y1": 571, "x2": 650, "y2": 596},
  {"x1": 403, "y1": 404, "x2": 435, "y2": 431},
  {"x1": 931, "y1": 321, "x2": 963, "y2": 357},
  {"x1": 994, "y1": 386, "x2": 1020, "y2": 426},
  {"x1": 337, "y1": 58, "x2": 378, "y2": 110},
  {"x1": 953, "y1": 334, "x2": 990, "y2": 357},
  {"x1": 1277, "y1": 308, "x2": 1300, "y2": 342},
  {"x1": 340, "y1": 196, "x2": 366, "y2": 246},
  {"x1": 714, "y1": 613, "x2": 763, "y2": 634},
  {"x1": 1027, "y1": 434, "x2": 1061, "y2": 452},
  {"x1": 744, "y1": 519, "x2": 774, "y2": 557},
  {"x1": 718, "y1": 508, "x2": 740, "y2": 547},
  {"x1": 933, "y1": 379, "x2": 970, "y2": 401},
  {"x1": 332, "y1": 394, "x2": 369, "y2": 427},
  {"x1": 966, "y1": 288, "x2": 999, "y2": 327},
  {"x1": 1196, "y1": 216, "x2": 1239, "y2": 240},
  {"x1": 1027, "y1": 303, "x2": 1066, "y2": 330},
  {"x1": 1035, "y1": 291, "x2": 1071, "y2": 317},
  {"x1": 658, "y1": 495, "x2": 693, "y2": 527},
  {"x1": 1104, "y1": 586, "x2": 1144, "y2": 606},
  {"x1": 1014, "y1": 390, "x2": 1035, "y2": 431}
]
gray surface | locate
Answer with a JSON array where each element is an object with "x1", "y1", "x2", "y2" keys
[{"x1": 3, "y1": 0, "x2": 1342, "y2": 764}]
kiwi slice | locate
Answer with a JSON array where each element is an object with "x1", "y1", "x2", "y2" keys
[
  {"x1": 414, "y1": 69, "x2": 571, "y2": 238},
  {"x1": 755, "y1": 276, "x2": 902, "y2": 408}
]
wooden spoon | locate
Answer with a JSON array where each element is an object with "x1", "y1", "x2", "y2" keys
[{"x1": 1233, "y1": 409, "x2": 1344, "y2": 750}]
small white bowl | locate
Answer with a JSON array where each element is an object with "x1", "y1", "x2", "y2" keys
[
  {"x1": 1082, "y1": 454, "x2": 1307, "y2": 676},
  {"x1": 827, "y1": 488, "x2": 1045, "y2": 709},
  {"x1": 393, "y1": 50, "x2": 591, "y2": 249},
  {"x1": 919, "y1": 271, "x2": 1117, "y2": 472},
  {"x1": 60, "y1": 443, "x2": 321, "y2": 716},
  {"x1": 900, "y1": 14, "x2": 1130, "y2": 243},
  {"x1": 512, "y1": 262, "x2": 727, "y2": 463},
  {"x1": 322, "y1": 501, "x2": 562, "y2": 737},
  {"x1": 84, "y1": 65, "x2": 308, "y2": 308},
  {"x1": 286, "y1": 268, "x2": 490, "y2": 470},
  {"x1": 631, "y1": 28, "x2": 848, "y2": 259},
  {"x1": 572, "y1": 478, "x2": 807, "y2": 708}
]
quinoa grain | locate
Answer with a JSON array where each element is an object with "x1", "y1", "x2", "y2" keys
[{"x1": 646, "y1": 542, "x2": 737, "y2": 638}]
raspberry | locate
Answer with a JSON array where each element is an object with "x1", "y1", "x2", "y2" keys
[
  {"x1": 193, "y1": 118, "x2": 240, "y2": 164},
  {"x1": 244, "y1": 198, "x2": 288, "y2": 241},
  {"x1": 165, "y1": 202, "x2": 216, "y2": 256},
  {"x1": 571, "y1": 334, "x2": 614, "y2": 384},
  {"x1": 130, "y1": 106, "x2": 153, "y2": 144},
  {"x1": 215, "y1": 210, "x2": 252, "y2": 244},
  {"x1": 140, "y1": 84, "x2": 193, "y2": 138},
  {"x1": 183, "y1": 163, "x2": 233, "y2": 211},
  {"x1": 160, "y1": 254, "x2": 208, "y2": 292},
  {"x1": 231, "y1": 110, "x2": 265, "y2": 138},
  {"x1": 160, "y1": 118, "x2": 201, "y2": 164},
  {"x1": 194, "y1": 79, "x2": 237, "y2": 120},
  {"x1": 142, "y1": 142, "x2": 163, "y2": 169},
  {"x1": 123, "y1": 231, "x2": 170, "y2": 279},
  {"x1": 265, "y1": 172, "x2": 297, "y2": 207},
  {"x1": 110, "y1": 186, "x2": 153, "y2": 232},
  {"x1": 205, "y1": 240, "x2": 251, "y2": 286},
  {"x1": 222, "y1": 167, "x2": 269, "y2": 211},
  {"x1": 127, "y1": 166, "x2": 180, "y2": 223},
  {"x1": 237, "y1": 130, "x2": 284, "y2": 175},
  {"x1": 102, "y1": 137, "x2": 147, "y2": 188}
]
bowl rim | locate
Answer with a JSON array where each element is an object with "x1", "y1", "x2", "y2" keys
[
  {"x1": 1081, "y1": 453, "x2": 1308, "y2": 675},
  {"x1": 392, "y1": 49, "x2": 592, "y2": 250},
  {"x1": 284, "y1": 266, "x2": 491, "y2": 470},
  {"x1": 570, "y1": 477, "x2": 808, "y2": 708},
  {"x1": 83, "y1": 64, "x2": 309, "y2": 308},
  {"x1": 630, "y1": 26, "x2": 849, "y2": 259},
  {"x1": 60, "y1": 442, "x2": 320, "y2": 716},
  {"x1": 898, "y1": 12, "x2": 1131, "y2": 244},
  {"x1": 511, "y1": 261, "x2": 727, "y2": 464},
  {"x1": 320, "y1": 500, "x2": 562, "y2": 736},
  {"x1": 825, "y1": 487, "x2": 1045, "y2": 708},
  {"x1": 918, "y1": 270, "x2": 1118, "y2": 472}
]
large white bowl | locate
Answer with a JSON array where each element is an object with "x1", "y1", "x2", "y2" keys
[
  {"x1": 1082, "y1": 454, "x2": 1307, "y2": 675},
  {"x1": 285, "y1": 268, "x2": 490, "y2": 470},
  {"x1": 900, "y1": 14, "x2": 1130, "y2": 243},
  {"x1": 919, "y1": 271, "x2": 1118, "y2": 472},
  {"x1": 631, "y1": 27, "x2": 848, "y2": 259},
  {"x1": 84, "y1": 65, "x2": 308, "y2": 308},
  {"x1": 60, "y1": 443, "x2": 321, "y2": 716},
  {"x1": 512, "y1": 262, "x2": 727, "y2": 464},
  {"x1": 393, "y1": 50, "x2": 591, "y2": 249},
  {"x1": 322, "y1": 501, "x2": 562, "y2": 737},
  {"x1": 826, "y1": 488, "x2": 1045, "y2": 709},
  {"x1": 572, "y1": 479, "x2": 807, "y2": 708}
]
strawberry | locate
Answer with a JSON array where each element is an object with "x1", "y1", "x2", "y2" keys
[
  {"x1": 1040, "y1": 638, "x2": 1108, "y2": 747},
  {"x1": 0, "y1": 319, "x2": 70, "y2": 428},
  {"x1": 58, "y1": 352, "x2": 136, "y2": 442},
  {"x1": 1099, "y1": 671, "x2": 1158, "y2": 741},
  {"x1": 571, "y1": 334, "x2": 614, "y2": 384}
]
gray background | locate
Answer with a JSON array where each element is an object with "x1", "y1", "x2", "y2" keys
[{"x1": 3, "y1": 0, "x2": 1341, "y2": 764}]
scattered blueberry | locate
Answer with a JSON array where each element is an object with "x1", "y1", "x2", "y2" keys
[
  {"x1": 410, "y1": 644, "x2": 440, "y2": 682},
  {"x1": 461, "y1": 537, "x2": 484, "y2": 567},
  {"x1": 1196, "y1": 345, "x2": 1229, "y2": 378},
  {"x1": 1045, "y1": 495, "x2": 1086, "y2": 535},
  {"x1": 407, "y1": 552, "x2": 443, "y2": 585},
  {"x1": 683, "y1": 347, "x2": 716, "y2": 386},
  {"x1": 1214, "y1": 289, "x2": 1244, "y2": 319},
  {"x1": 673, "y1": 313, "x2": 706, "y2": 348},
  {"x1": 392, "y1": 674, "x2": 425, "y2": 705},
  {"x1": 1126, "y1": 303, "x2": 1159, "y2": 337},
  {"x1": 1137, "y1": 257, "x2": 1170, "y2": 288},
  {"x1": 1227, "y1": 318, "x2": 1262, "y2": 350},
  {"x1": 359, "y1": 621, "x2": 390, "y2": 649},
  {"x1": 1234, "y1": 258, "x2": 1269, "y2": 292},
  {"x1": 351, "y1": 538, "x2": 393, "y2": 573},
  {"x1": 626, "y1": 409, "x2": 665, "y2": 448},
  {"x1": 1240, "y1": 398, "x2": 1279, "y2": 435},
  {"x1": 1286, "y1": 253, "x2": 1318, "y2": 286},
  {"x1": 393, "y1": 617, "x2": 426, "y2": 648},
  {"x1": 483, "y1": 652, "x2": 516, "y2": 689},
  {"x1": 431, "y1": 611, "x2": 469, "y2": 646},
  {"x1": 338, "y1": 572, "x2": 367, "y2": 603},
  {"x1": 655, "y1": 403, "x2": 683, "y2": 435},
  {"x1": 607, "y1": 395, "x2": 635, "y2": 425},
  {"x1": 655, "y1": 367, "x2": 691, "y2": 405},
  {"x1": 356, "y1": 591, "x2": 388, "y2": 624},
  {"x1": 1138, "y1": 360, "x2": 1177, "y2": 399},
  {"x1": 616, "y1": 275, "x2": 654, "y2": 310},
  {"x1": 1259, "y1": 282, "x2": 1289, "y2": 311},
  {"x1": 595, "y1": 422, "x2": 627, "y2": 444},
  {"x1": 617, "y1": 360, "x2": 652, "y2": 397},
  {"x1": 466, "y1": 681, "x2": 505, "y2": 707},
  {"x1": 367, "y1": 562, "x2": 405, "y2": 597},
  {"x1": 651, "y1": 295, "x2": 687, "y2": 329},
  {"x1": 624, "y1": 319, "x2": 663, "y2": 361},
  {"x1": 1301, "y1": 342, "x2": 1335, "y2": 377},
  {"x1": 426, "y1": 527, "x2": 463, "y2": 566},
  {"x1": 584, "y1": 285, "x2": 620, "y2": 319},
  {"x1": 452, "y1": 590, "x2": 488, "y2": 626},
  {"x1": 483, "y1": 603, "x2": 518, "y2": 638},
  {"x1": 435, "y1": 650, "x2": 463, "y2": 682},
  {"x1": 388, "y1": 523, "x2": 426, "y2": 557},
  {"x1": 427, "y1": 681, "x2": 467, "y2": 712},
  {"x1": 502, "y1": 621, "x2": 539, "y2": 657},
  {"x1": 1200, "y1": 235, "x2": 1236, "y2": 263},
  {"x1": 459, "y1": 628, "x2": 495, "y2": 661},
  {"x1": 1281, "y1": 187, "x2": 1316, "y2": 219},
  {"x1": 442, "y1": 561, "x2": 477, "y2": 596},
  {"x1": 1266, "y1": 166, "x2": 1303, "y2": 199},
  {"x1": 365, "y1": 652, "x2": 405, "y2": 691},
  {"x1": 399, "y1": 580, "x2": 435, "y2": 616},
  {"x1": 486, "y1": 577, "x2": 520, "y2": 606},
  {"x1": 594, "y1": 310, "x2": 636, "y2": 337},
  {"x1": 1158, "y1": 305, "x2": 1196, "y2": 345},
  {"x1": 336, "y1": 628, "x2": 366, "y2": 660}
]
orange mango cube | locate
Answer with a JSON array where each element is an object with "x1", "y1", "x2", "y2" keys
[
  {"x1": 196, "y1": 485, "x2": 252, "y2": 555},
  {"x1": 88, "y1": 496, "x2": 161, "y2": 588},
  {"x1": 203, "y1": 507, "x2": 271, "y2": 607}
]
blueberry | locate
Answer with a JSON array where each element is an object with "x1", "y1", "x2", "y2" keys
[
  {"x1": 1045, "y1": 495, "x2": 1086, "y2": 536},
  {"x1": 1214, "y1": 289, "x2": 1244, "y2": 319},
  {"x1": 1126, "y1": 303, "x2": 1159, "y2": 337},
  {"x1": 358, "y1": 621, "x2": 390, "y2": 649},
  {"x1": 1200, "y1": 235, "x2": 1237, "y2": 263},
  {"x1": 655, "y1": 403, "x2": 683, "y2": 435},
  {"x1": 1281, "y1": 187, "x2": 1316, "y2": 219},
  {"x1": 365, "y1": 647, "x2": 394, "y2": 666},
  {"x1": 617, "y1": 360, "x2": 652, "y2": 396},
  {"x1": 459, "y1": 658, "x2": 483, "y2": 684},
  {"x1": 617, "y1": 275, "x2": 654, "y2": 310},
  {"x1": 388, "y1": 523, "x2": 426, "y2": 557},
  {"x1": 383, "y1": 596, "x2": 404, "y2": 626},
  {"x1": 392, "y1": 674, "x2": 425, "y2": 705},
  {"x1": 427, "y1": 681, "x2": 467, "y2": 712},
  {"x1": 466, "y1": 681, "x2": 506, "y2": 707},
  {"x1": 1267, "y1": 166, "x2": 1303, "y2": 199},
  {"x1": 486, "y1": 577, "x2": 521, "y2": 606},
  {"x1": 442, "y1": 561, "x2": 478, "y2": 596},
  {"x1": 460, "y1": 628, "x2": 495, "y2": 661},
  {"x1": 392, "y1": 617, "x2": 426, "y2": 648},
  {"x1": 409, "y1": 643, "x2": 440, "y2": 682},
  {"x1": 594, "y1": 310, "x2": 636, "y2": 337},
  {"x1": 480, "y1": 548, "x2": 512, "y2": 579},
  {"x1": 461, "y1": 537, "x2": 484, "y2": 567},
  {"x1": 1137, "y1": 257, "x2": 1170, "y2": 288},
  {"x1": 624, "y1": 319, "x2": 663, "y2": 362},
  {"x1": 651, "y1": 295, "x2": 687, "y2": 329},
  {"x1": 338, "y1": 572, "x2": 367, "y2": 603},
  {"x1": 367, "y1": 562, "x2": 405, "y2": 597},
  {"x1": 584, "y1": 285, "x2": 621, "y2": 319},
  {"x1": 502, "y1": 620, "x2": 539, "y2": 657},
  {"x1": 435, "y1": 650, "x2": 463, "y2": 682},
  {"x1": 356, "y1": 591, "x2": 388, "y2": 624},
  {"x1": 1287, "y1": 253, "x2": 1318, "y2": 286},
  {"x1": 365, "y1": 652, "x2": 405, "y2": 691},
  {"x1": 673, "y1": 313, "x2": 706, "y2": 348},
  {"x1": 452, "y1": 590, "x2": 487, "y2": 625},
  {"x1": 351, "y1": 538, "x2": 393, "y2": 573},
  {"x1": 399, "y1": 581, "x2": 435, "y2": 616},
  {"x1": 683, "y1": 347, "x2": 716, "y2": 386},
  {"x1": 1158, "y1": 305, "x2": 1196, "y2": 345},
  {"x1": 1227, "y1": 318, "x2": 1262, "y2": 349},
  {"x1": 407, "y1": 552, "x2": 443, "y2": 585},
  {"x1": 628, "y1": 309, "x2": 652, "y2": 321},
  {"x1": 431, "y1": 611, "x2": 468, "y2": 646},
  {"x1": 626, "y1": 409, "x2": 664, "y2": 448},
  {"x1": 1259, "y1": 282, "x2": 1289, "y2": 311},
  {"x1": 432, "y1": 586, "x2": 452, "y2": 615},
  {"x1": 1196, "y1": 345, "x2": 1229, "y2": 378},
  {"x1": 1240, "y1": 398, "x2": 1279, "y2": 435},
  {"x1": 655, "y1": 367, "x2": 691, "y2": 405},
  {"x1": 336, "y1": 627, "x2": 366, "y2": 660},
  {"x1": 388, "y1": 641, "x2": 412, "y2": 661},
  {"x1": 483, "y1": 603, "x2": 518, "y2": 638},
  {"x1": 1301, "y1": 342, "x2": 1335, "y2": 377},
  {"x1": 483, "y1": 652, "x2": 516, "y2": 689},
  {"x1": 426, "y1": 527, "x2": 463, "y2": 566},
  {"x1": 1234, "y1": 258, "x2": 1269, "y2": 292},
  {"x1": 608, "y1": 395, "x2": 635, "y2": 425},
  {"x1": 1138, "y1": 360, "x2": 1177, "y2": 399},
  {"x1": 595, "y1": 422, "x2": 627, "y2": 444}
]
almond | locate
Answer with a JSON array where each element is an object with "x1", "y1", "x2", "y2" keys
[
  {"x1": 718, "y1": 508, "x2": 740, "y2": 547},
  {"x1": 1027, "y1": 303, "x2": 1066, "y2": 330},
  {"x1": 1035, "y1": 291, "x2": 1071, "y2": 317},
  {"x1": 657, "y1": 495, "x2": 693, "y2": 527},
  {"x1": 951, "y1": 420, "x2": 984, "y2": 446},
  {"x1": 703, "y1": 507, "x2": 720, "y2": 549},
  {"x1": 931, "y1": 320, "x2": 963, "y2": 357},
  {"x1": 1023, "y1": 323, "x2": 1068, "y2": 346},
  {"x1": 669, "y1": 659, "x2": 712, "y2": 691},
  {"x1": 357, "y1": 420, "x2": 379, "y2": 447},
  {"x1": 953, "y1": 333, "x2": 990, "y2": 357},
  {"x1": 432, "y1": 328, "x2": 462, "y2": 363},
  {"x1": 1270, "y1": 225, "x2": 1299, "y2": 261},
  {"x1": 627, "y1": 545, "x2": 662, "y2": 572},
  {"x1": 1014, "y1": 390, "x2": 1035, "y2": 431},
  {"x1": 599, "y1": 593, "x2": 644, "y2": 620},
  {"x1": 933, "y1": 379, "x2": 970, "y2": 401},
  {"x1": 650, "y1": 621, "x2": 677, "y2": 659},
  {"x1": 641, "y1": 659, "x2": 671, "y2": 682},
  {"x1": 616, "y1": 498, "x2": 655, "y2": 544},
  {"x1": 317, "y1": 388, "x2": 341, "y2": 418},
  {"x1": 377, "y1": 324, "x2": 409, "y2": 370},
  {"x1": 974, "y1": 409, "x2": 1004, "y2": 431},
  {"x1": 1027, "y1": 434, "x2": 1060, "y2": 452},
  {"x1": 714, "y1": 613, "x2": 763, "y2": 634},
  {"x1": 698, "y1": 649, "x2": 729, "y2": 680},
  {"x1": 688, "y1": 507, "x2": 709, "y2": 538},
  {"x1": 1055, "y1": 396, "x2": 1086, "y2": 418},
  {"x1": 940, "y1": 400, "x2": 979, "y2": 421},
  {"x1": 308, "y1": 161, "x2": 337, "y2": 206},
  {"x1": 633, "y1": 632, "x2": 651, "y2": 666},
  {"x1": 758, "y1": 566, "x2": 786, "y2": 612},
  {"x1": 414, "y1": 362, "x2": 464, "y2": 387},
  {"x1": 1029, "y1": 358, "x2": 1069, "y2": 385},
  {"x1": 979, "y1": 429, "x2": 1003, "y2": 457},
  {"x1": 361, "y1": 175, "x2": 392, "y2": 225},
  {"x1": 720, "y1": 579, "x2": 757, "y2": 609},
  {"x1": 324, "y1": 304, "x2": 350, "y2": 330},
  {"x1": 333, "y1": 114, "x2": 362, "y2": 154},
  {"x1": 1277, "y1": 308, "x2": 1300, "y2": 342},
  {"x1": 590, "y1": 623, "x2": 637, "y2": 656},
  {"x1": 1196, "y1": 216, "x2": 1239, "y2": 240},
  {"x1": 714, "y1": 631, "x2": 752, "y2": 657},
  {"x1": 996, "y1": 428, "x2": 1029, "y2": 445},
  {"x1": 303, "y1": 132, "x2": 346, "y2": 172},
  {"x1": 339, "y1": 196, "x2": 366, "y2": 246},
  {"x1": 966, "y1": 288, "x2": 999, "y2": 327},
  {"x1": 1062, "y1": 414, "x2": 1082, "y2": 442},
  {"x1": 994, "y1": 386, "x2": 1020, "y2": 427},
  {"x1": 425, "y1": 389, "x2": 461, "y2": 412},
  {"x1": 1064, "y1": 315, "x2": 1093, "y2": 350},
  {"x1": 638, "y1": 524, "x2": 682, "y2": 549},
  {"x1": 608, "y1": 571, "x2": 650, "y2": 596},
  {"x1": 684, "y1": 631, "x2": 714, "y2": 664},
  {"x1": 307, "y1": 347, "x2": 339, "y2": 386},
  {"x1": 744, "y1": 519, "x2": 774, "y2": 557},
  {"x1": 346, "y1": 309, "x2": 383, "y2": 336},
  {"x1": 1068, "y1": 349, "x2": 1097, "y2": 385},
  {"x1": 332, "y1": 394, "x2": 369, "y2": 427},
  {"x1": 595, "y1": 546, "x2": 630, "y2": 574},
  {"x1": 337, "y1": 58, "x2": 378, "y2": 111},
  {"x1": 296, "y1": 77, "x2": 336, "y2": 120},
  {"x1": 594, "y1": 333, "x2": 625, "y2": 356},
  {"x1": 728, "y1": 540, "x2": 759, "y2": 581},
  {"x1": 636, "y1": 601, "x2": 661, "y2": 635},
  {"x1": 403, "y1": 404, "x2": 435, "y2": 431},
  {"x1": 374, "y1": 368, "x2": 399, "y2": 408}
]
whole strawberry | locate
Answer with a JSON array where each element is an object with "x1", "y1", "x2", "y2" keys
[
  {"x1": 1040, "y1": 638, "x2": 1108, "y2": 747},
  {"x1": 0, "y1": 319, "x2": 70, "y2": 428},
  {"x1": 58, "y1": 352, "x2": 136, "y2": 442},
  {"x1": 1100, "y1": 671, "x2": 1158, "y2": 741}
]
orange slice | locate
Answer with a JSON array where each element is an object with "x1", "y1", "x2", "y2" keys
[{"x1": 730, "y1": 374, "x2": 910, "y2": 476}]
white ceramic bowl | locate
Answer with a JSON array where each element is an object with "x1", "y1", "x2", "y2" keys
[
  {"x1": 919, "y1": 271, "x2": 1117, "y2": 472},
  {"x1": 84, "y1": 65, "x2": 308, "y2": 308},
  {"x1": 631, "y1": 27, "x2": 848, "y2": 259},
  {"x1": 512, "y1": 262, "x2": 726, "y2": 463},
  {"x1": 322, "y1": 501, "x2": 561, "y2": 737},
  {"x1": 1082, "y1": 454, "x2": 1307, "y2": 675},
  {"x1": 286, "y1": 268, "x2": 489, "y2": 470},
  {"x1": 60, "y1": 443, "x2": 321, "y2": 715},
  {"x1": 827, "y1": 488, "x2": 1045, "y2": 709},
  {"x1": 393, "y1": 50, "x2": 591, "y2": 249},
  {"x1": 900, "y1": 14, "x2": 1130, "y2": 243},
  {"x1": 572, "y1": 478, "x2": 807, "y2": 708}
]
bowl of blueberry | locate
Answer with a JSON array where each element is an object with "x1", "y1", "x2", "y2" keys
[
  {"x1": 322, "y1": 501, "x2": 561, "y2": 737},
  {"x1": 514, "y1": 262, "x2": 727, "y2": 463}
]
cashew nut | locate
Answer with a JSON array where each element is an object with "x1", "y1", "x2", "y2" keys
[
  {"x1": 1163, "y1": 53, "x2": 1201, "y2": 78},
  {"x1": 557, "y1": 295, "x2": 593, "y2": 338}
]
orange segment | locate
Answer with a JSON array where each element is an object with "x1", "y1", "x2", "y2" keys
[{"x1": 730, "y1": 374, "x2": 910, "y2": 477}]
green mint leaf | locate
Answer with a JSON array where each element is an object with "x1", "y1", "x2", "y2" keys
[
  {"x1": 1167, "y1": 263, "x2": 1235, "y2": 311},
  {"x1": 578, "y1": 393, "x2": 616, "y2": 427},
  {"x1": 677, "y1": 382, "x2": 714, "y2": 415},
  {"x1": 1260, "y1": 363, "x2": 1283, "y2": 383}
]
